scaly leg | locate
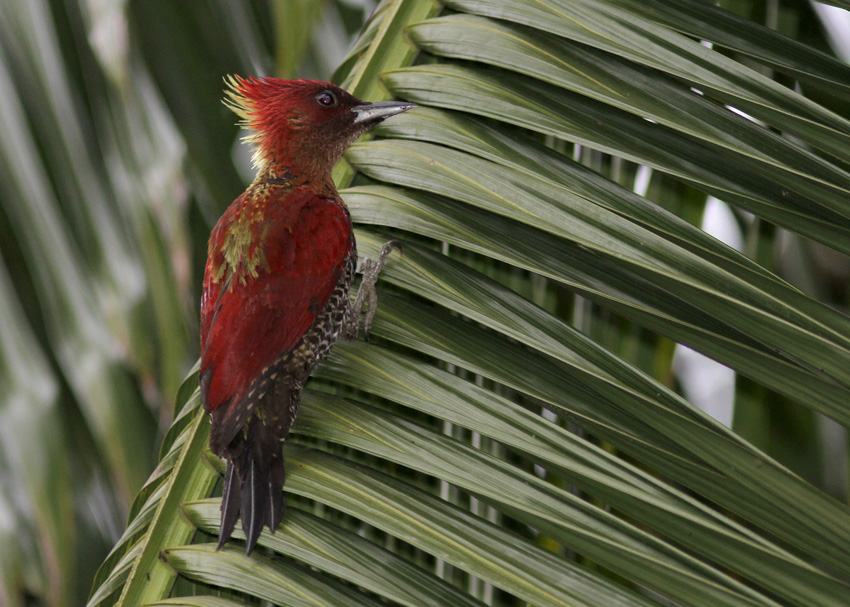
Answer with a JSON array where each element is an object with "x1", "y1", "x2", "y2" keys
[{"x1": 343, "y1": 240, "x2": 401, "y2": 341}]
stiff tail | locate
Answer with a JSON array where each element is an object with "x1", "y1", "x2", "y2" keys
[{"x1": 217, "y1": 417, "x2": 285, "y2": 554}]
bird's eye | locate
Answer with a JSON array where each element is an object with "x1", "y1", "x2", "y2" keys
[{"x1": 316, "y1": 91, "x2": 337, "y2": 107}]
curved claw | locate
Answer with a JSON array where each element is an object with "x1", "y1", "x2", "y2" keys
[{"x1": 344, "y1": 240, "x2": 400, "y2": 342}]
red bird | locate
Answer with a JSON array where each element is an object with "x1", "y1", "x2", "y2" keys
[{"x1": 200, "y1": 76, "x2": 412, "y2": 554}]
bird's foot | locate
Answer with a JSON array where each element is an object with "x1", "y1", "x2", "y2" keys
[{"x1": 343, "y1": 240, "x2": 401, "y2": 342}]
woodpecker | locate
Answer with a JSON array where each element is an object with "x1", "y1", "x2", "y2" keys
[{"x1": 200, "y1": 76, "x2": 412, "y2": 554}]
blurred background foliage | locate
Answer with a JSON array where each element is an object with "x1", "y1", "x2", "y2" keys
[{"x1": 1, "y1": 0, "x2": 850, "y2": 606}]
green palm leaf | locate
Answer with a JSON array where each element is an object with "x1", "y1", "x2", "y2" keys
[{"x1": 94, "y1": 0, "x2": 850, "y2": 604}]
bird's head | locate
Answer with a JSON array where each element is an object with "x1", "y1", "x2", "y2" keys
[{"x1": 225, "y1": 75, "x2": 414, "y2": 181}]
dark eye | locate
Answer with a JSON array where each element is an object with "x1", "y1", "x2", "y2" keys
[{"x1": 315, "y1": 90, "x2": 337, "y2": 107}]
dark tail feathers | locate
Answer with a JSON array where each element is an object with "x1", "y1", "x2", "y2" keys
[{"x1": 217, "y1": 417, "x2": 285, "y2": 555}]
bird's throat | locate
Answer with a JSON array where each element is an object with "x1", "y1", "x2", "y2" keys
[{"x1": 253, "y1": 162, "x2": 337, "y2": 198}]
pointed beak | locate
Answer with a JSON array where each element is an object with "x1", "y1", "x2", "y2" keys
[{"x1": 351, "y1": 100, "x2": 416, "y2": 125}]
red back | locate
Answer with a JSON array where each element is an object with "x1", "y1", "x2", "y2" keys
[{"x1": 200, "y1": 184, "x2": 352, "y2": 414}]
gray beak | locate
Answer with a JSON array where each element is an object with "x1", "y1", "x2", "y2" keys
[{"x1": 351, "y1": 100, "x2": 416, "y2": 124}]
